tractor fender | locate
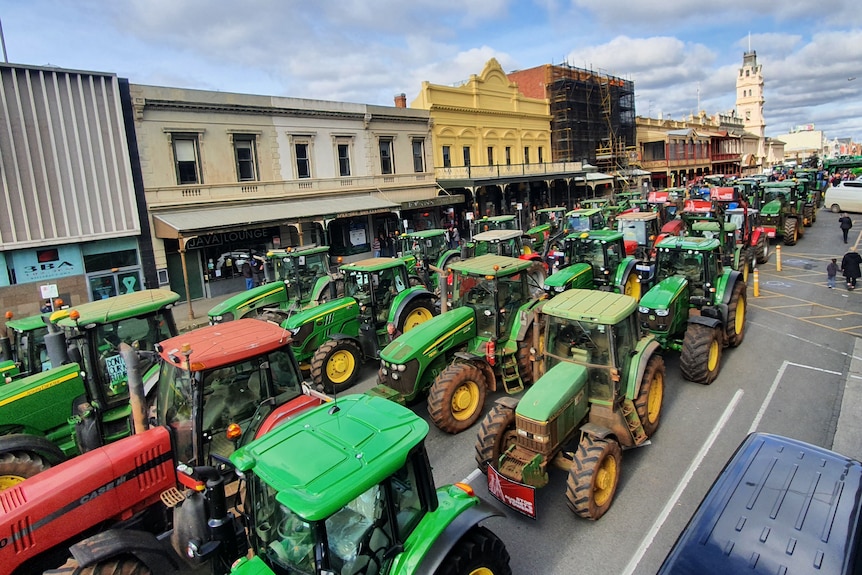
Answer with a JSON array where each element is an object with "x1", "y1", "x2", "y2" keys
[
  {"x1": 391, "y1": 289, "x2": 435, "y2": 325},
  {"x1": 579, "y1": 422, "x2": 615, "y2": 440},
  {"x1": 411, "y1": 499, "x2": 504, "y2": 575},
  {"x1": 513, "y1": 305, "x2": 540, "y2": 342},
  {"x1": 493, "y1": 396, "x2": 521, "y2": 409},
  {"x1": 626, "y1": 340, "x2": 662, "y2": 400},
  {"x1": 68, "y1": 529, "x2": 184, "y2": 574},
  {"x1": 452, "y1": 353, "x2": 497, "y2": 393},
  {"x1": 0, "y1": 433, "x2": 66, "y2": 465},
  {"x1": 688, "y1": 314, "x2": 721, "y2": 330}
]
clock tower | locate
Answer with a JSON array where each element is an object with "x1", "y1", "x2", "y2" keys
[{"x1": 736, "y1": 50, "x2": 765, "y2": 166}]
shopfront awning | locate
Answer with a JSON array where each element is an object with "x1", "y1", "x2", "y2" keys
[
  {"x1": 572, "y1": 172, "x2": 615, "y2": 184},
  {"x1": 152, "y1": 194, "x2": 401, "y2": 239}
]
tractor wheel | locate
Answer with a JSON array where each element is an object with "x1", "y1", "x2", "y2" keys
[
  {"x1": 565, "y1": 435, "x2": 622, "y2": 520},
  {"x1": 397, "y1": 298, "x2": 435, "y2": 334},
  {"x1": 45, "y1": 556, "x2": 152, "y2": 575},
  {"x1": 755, "y1": 234, "x2": 769, "y2": 264},
  {"x1": 725, "y1": 281, "x2": 747, "y2": 348},
  {"x1": 434, "y1": 526, "x2": 512, "y2": 575},
  {"x1": 803, "y1": 205, "x2": 814, "y2": 227},
  {"x1": 831, "y1": 203, "x2": 841, "y2": 214},
  {"x1": 0, "y1": 450, "x2": 51, "y2": 491},
  {"x1": 622, "y1": 271, "x2": 642, "y2": 301},
  {"x1": 310, "y1": 339, "x2": 362, "y2": 393},
  {"x1": 782, "y1": 218, "x2": 798, "y2": 246},
  {"x1": 634, "y1": 355, "x2": 665, "y2": 438},
  {"x1": 428, "y1": 363, "x2": 487, "y2": 434},
  {"x1": 474, "y1": 403, "x2": 518, "y2": 473},
  {"x1": 680, "y1": 323, "x2": 723, "y2": 385},
  {"x1": 408, "y1": 275, "x2": 425, "y2": 288},
  {"x1": 516, "y1": 325, "x2": 536, "y2": 388}
]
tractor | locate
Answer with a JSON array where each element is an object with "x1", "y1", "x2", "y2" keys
[
  {"x1": 0, "y1": 312, "x2": 52, "y2": 381},
  {"x1": 726, "y1": 205, "x2": 771, "y2": 266},
  {"x1": 2, "y1": 318, "x2": 328, "y2": 575},
  {"x1": 0, "y1": 289, "x2": 180, "y2": 488},
  {"x1": 474, "y1": 288, "x2": 665, "y2": 520},
  {"x1": 638, "y1": 235, "x2": 747, "y2": 384},
  {"x1": 542, "y1": 229, "x2": 648, "y2": 301},
  {"x1": 565, "y1": 207, "x2": 610, "y2": 233},
  {"x1": 792, "y1": 174, "x2": 820, "y2": 224},
  {"x1": 525, "y1": 206, "x2": 568, "y2": 253},
  {"x1": 470, "y1": 214, "x2": 519, "y2": 238},
  {"x1": 373, "y1": 254, "x2": 546, "y2": 434},
  {"x1": 757, "y1": 180, "x2": 809, "y2": 245},
  {"x1": 616, "y1": 211, "x2": 663, "y2": 260},
  {"x1": 394, "y1": 228, "x2": 461, "y2": 290},
  {"x1": 285, "y1": 257, "x2": 437, "y2": 393},
  {"x1": 208, "y1": 244, "x2": 343, "y2": 324},
  {"x1": 228, "y1": 394, "x2": 512, "y2": 575}
]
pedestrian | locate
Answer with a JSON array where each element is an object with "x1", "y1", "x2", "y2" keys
[
  {"x1": 444, "y1": 226, "x2": 452, "y2": 249},
  {"x1": 253, "y1": 257, "x2": 265, "y2": 286},
  {"x1": 839, "y1": 212, "x2": 853, "y2": 244},
  {"x1": 841, "y1": 247, "x2": 862, "y2": 290},
  {"x1": 40, "y1": 300, "x2": 52, "y2": 313},
  {"x1": 386, "y1": 322, "x2": 402, "y2": 342},
  {"x1": 450, "y1": 225, "x2": 460, "y2": 249},
  {"x1": 241, "y1": 260, "x2": 254, "y2": 290},
  {"x1": 827, "y1": 258, "x2": 838, "y2": 289},
  {"x1": 372, "y1": 235, "x2": 381, "y2": 257}
]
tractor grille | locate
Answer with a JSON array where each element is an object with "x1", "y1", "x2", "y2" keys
[
  {"x1": 639, "y1": 307, "x2": 674, "y2": 333},
  {"x1": 378, "y1": 358, "x2": 419, "y2": 395},
  {"x1": 515, "y1": 414, "x2": 556, "y2": 456}
]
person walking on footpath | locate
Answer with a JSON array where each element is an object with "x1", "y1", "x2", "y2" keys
[
  {"x1": 841, "y1": 247, "x2": 862, "y2": 290},
  {"x1": 827, "y1": 258, "x2": 838, "y2": 288},
  {"x1": 839, "y1": 212, "x2": 853, "y2": 244},
  {"x1": 372, "y1": 235, "x2": 381, "y2": 258},
  {"x1": 241, "y1": 260, "x2": 254, "y2": 290}
]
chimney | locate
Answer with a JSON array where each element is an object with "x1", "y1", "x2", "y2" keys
[{"x1": 394, "y1": 93, "x2": 407, "y2": 108}]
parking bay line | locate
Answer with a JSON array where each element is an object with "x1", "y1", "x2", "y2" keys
[{"x1": 621, "y1": 388, "x2": 744, "y2": 575}]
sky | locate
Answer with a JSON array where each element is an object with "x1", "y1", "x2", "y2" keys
[{"x1": 2, "y1": 0, "x2": 861, "y2": 144}]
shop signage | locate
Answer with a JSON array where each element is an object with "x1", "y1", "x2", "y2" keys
[
  {"x1": 185, "y1": 227, "x2": 277, "y2": 250},
  {"x1": 401, "y1": 195, "x2": 464, "y2": 210},
  {"x1": 13, "y1": 246, "x2": 83, "y2": 283}
]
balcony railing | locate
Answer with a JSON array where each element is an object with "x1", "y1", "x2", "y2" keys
[{"x1": 435, "y1": 160, "x2": 585, "y2": 180}]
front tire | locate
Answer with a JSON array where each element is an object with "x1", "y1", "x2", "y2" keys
[
  {"x1": 474, "y1": 403, "x2": 518, "y2": 473},
  {"x1": 434, "y1": 526, "x2": 512, "y2": 575},
  {"x1": 0, "y1": 450, "x2": 51, "y2": 491},
  {"x1": 634, "y1": 355, "x2": 665, "y2": 437},
  {"x1": 397, "y1": 298, "x2": 435, "y2": 333},
  {"x1": 783, "y1": 218, "x2": 798, "y2": 246},
  {"x1": 725, "y1": 281, "x2": 747, "y2": 348},
  {"x1": 755, "y1": 234, "x2": 769, "y2": 264},
  {"x1": 680, "y1": 323, "x2": 723, "y2": 384},
  {"x1": 428, "y1": 363, "x2": 487, "y2": 434},
  {"x1": 310, "y1": 339, "x2": 362, "y2": 393},
  {"x1": 565, "y1": 435, "x2": 622, "y2": 520}
]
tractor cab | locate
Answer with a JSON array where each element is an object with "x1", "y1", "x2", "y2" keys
[
  {"x1": 270, "y1": 245, "x2": 336, "y2": 306},
  {"x1": 563, "y1": 230, "x2": 625, "y2": 287},
  {"x1": 396, "y1": 229, "x2": 448, "y2": 263},
  {"x1": 1, "y1": 314, "x2": 50, "y2": 380},
  {"x1": 343, "y1": 259, "x2": 410, "y2": 327},
  {"x1": 616, "y1": 211, "x2": 661, "y2": 258},
  {"x1": 565, "y1": 207, "x2": 608, "y2": 232},
  {"x1": 472, "y1": 229, "x2": 526, "y2": 258},
  {"x1": 471, "y1": 214, "x2": 518, "y2": 236},
  {"x1": 654, "y1": 237, "x2": 723, "y2": 301}
]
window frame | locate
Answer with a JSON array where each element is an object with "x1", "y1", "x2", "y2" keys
[
  {"x1": 232, "y1": 134, "x2": 259, "y2": 182},
  {"x1": 442, "y1": 145, "x2": 451, "y2": 168},
  {"x1": 462, "y1": 146, "x2": 471, "y2": 167},
  {"x1": 379, "y1": 137, "x2": 395, "y2": 175},
  {"x1": 411, "y1": 138, "x2": 425, "y2": 173},
  {"x1": 171, "y1": 134, "x2": 202, "y2": 185},
  {"x1": 334, "y1": 136, "x2": 353, "y2": 177}
]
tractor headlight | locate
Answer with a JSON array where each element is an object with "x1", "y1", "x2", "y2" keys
[
  {"x1": 638, "y1": 305, "x2": 650, "y2": 314},
  {"x1": 655, "y1": 309, "x2": 669, "y2": 316},
  {"x1": 392, "y1": 373, "x2": 399, "y2": 380},
  {"x1": 381, "y1": 368, "x2": 388, "y2": 375},
  {"x1": 554, "y1": 286, "x2": 565, "y2": 293},
  {"x1": 396, "y1": 364, "x2": 406, "y2": 372},
  {"x1": 517, "y1": 429, "x2": 550, "y2": 443}
]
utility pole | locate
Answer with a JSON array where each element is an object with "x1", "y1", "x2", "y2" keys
[{"x1": 0, "y1": 18, "x2": 8, "y2": 63}]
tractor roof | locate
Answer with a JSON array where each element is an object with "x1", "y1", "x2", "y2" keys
[
  {"x1": 341, "y1": 257, "x2": 406, "y2": 272},
  {"x1": 760, "y1": 181, "x2": 798, "y2": 189},
  {"x1": 616, "y1": 211, "x2": 659, "y2": 222},
  {"x1": 565, "y1": 229, "x2": 623, "y2": 242},
  {"x1": 541, "y1": 289, "x2": 636, "y2": 324},
  {"x1": 474, "y1": 215, "x2": 516, "y2": 222},
  {"x1": 473, "y1": 229, "x2": 525, "y2": 242},
  {"x1": 231, "y1": 394, "x2": 427, "y2": 522},
  {"x1": 536, "y1": 206, "x2": 567, "y2": 213},
  {"x1": 655, "y1": 235, "x2": 721, "y2": 251},
  {"x1": 448, "y1": 254, "x2": 535, "y2": 276},
  {"x1": 399, "y1": 229, "x2": 446, "y2": 239},
  {"x1": 4, "y1": 313, "x2": 49, "y2": 333},
  {"x1": 267, "y1": 245, "x2": 330, "y2": 258},
  {"x1": 52, "y1": 289, "x2": 181, "y2": 327},
  {"x1": 692, "y1": 220, "x2": 723, "y2": 232},
  {"x1": 157, "y1": 318, "x2": 292, "y2": 371},
  {"x1": 566, "y1": 207, "x2": 603, "y2": 217}
]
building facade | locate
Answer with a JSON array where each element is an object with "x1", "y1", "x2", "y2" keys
[
  {"x1": 736, "y1": 51, "x2": 766, "y2": 168},
  {"x1": 0, "y1": 64, "x2": 151, "y2": 315}
]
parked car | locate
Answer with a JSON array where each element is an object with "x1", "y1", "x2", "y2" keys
[
  {"x1": 216, "y1": 250, "x2": 264, "y2": 274},
  {"x1": 826, "y1": 180, "x2": 862, "y2": 213},
  {"x1": 659, "y1": 432, "x2": 862, "y2": 574}
]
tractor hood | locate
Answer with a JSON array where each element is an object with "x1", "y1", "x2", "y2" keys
[
  {"x1": 543, "y1": 263, "x2": 593, "y2": 291},
  {"x1": 207, "y1": 281, "x2": 289, "y2": 319},
  {"x1": 640, "y1": 275, "x2": 687, "y2": 311},
  {"x1": 516, "y1": 361, "x2": 588, "y2": 422},
  {"x1": 379, "y1": 306, "x2": 475, "y2": 364},
  {"x1": 284, "y1": 296, "x2": 358, "y2": 330},
  {"x1": 760, "y1": 199, "x2": 783, "y2": 216}
]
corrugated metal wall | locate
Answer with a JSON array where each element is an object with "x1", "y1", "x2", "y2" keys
[{"x1": 0, "y1": 65, "x2": 139, "y2": 250}]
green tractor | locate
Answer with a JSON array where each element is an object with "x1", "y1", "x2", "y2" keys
[
  {"x1": 229, "y1": 394, "x2": 512, "y2": 575},
  {"x1": 208, "y1": 244, "x2": 343, "y2": 325},
  {"x1": 525, "y1": 206, "x2": 568, "y2": 252},
  {"x1": 0, "y1": 289, "x2": 180, "y2": 488},
  {"x1": 394, "y1": 228, "x2": 460, "y2": 290},
  {"x1": 471, "y1": 214, "x2": 519, "y2": 237},
  {"x1": 474, "y1": 288, "x2": 664, "y2": 520},
  {"x1": 374, "y1": 254, "x2": 546, "y2": 434},
  {"x1": 285, "y1": 258, "x2": 437, "y2": 393},
  {"x1": 542, "y1": 229, "x2": 646, "y2": 301},
  {"x1": 638, "y1": 235, "x2": 747, "y2": 384},
  {"x1": 757, "y1": 180, "x2": 809, "y2": 246},
  {"x1": 565, "y1": 207, "x2": 610, "y2": 233},
  {"x1": 0, "y1": 312, "x2": 51, "y2": 381},
  {"x1": 792, "y1": 174, "x2": 820, "y2": 224}
]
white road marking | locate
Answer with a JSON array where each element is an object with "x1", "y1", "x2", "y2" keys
[
  {"x1": 621, "y1": 389, "x2": 744, "y2": 575},
  {"x1": 749, "y1": 361, "x2": 842, "y2": 434}
]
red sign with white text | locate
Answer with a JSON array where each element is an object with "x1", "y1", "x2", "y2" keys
[{"x1": 487, "y1": 465, "x2": 537, "y2": 519}]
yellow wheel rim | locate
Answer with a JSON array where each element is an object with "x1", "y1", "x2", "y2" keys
[
  {"x1": 735, "y1": 296, "x2": 746, "y2": 334},
  {"x1": 326, "y1": 349, "x2": 356, "y2": 384},
  {"x1": 593, "y1": 451, "x2": 618, "y2": 507},
  {"x1": 624, "y1": 274, "x2": 641, "y2": 301},
  {"x1": 523, "y1": 245, "x2": 533, "y2": 255},
  {"x1": 403, "y1": 308, "x2": 432, "y2": 332},
  {"x1": 647, "y1": 372, "x2": 663, "y2": 424},
  {"x1": 742, "y1": 263, "x2": 749, "y2": 284},
  {"x1": 0, "y1": 474, "x2": 27, "y2": 490},
  {"x1": 468, "y1": 569, "x2": 493, "y2": 575},
  {"x1": 451, "y1": 380, "x2": 481, "y2": 421},
  {"x1": 707, "y1": 338, "x2": 720, "y2": 371}
]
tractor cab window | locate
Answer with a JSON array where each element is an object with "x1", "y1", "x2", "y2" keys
[
  {"x1": 569, "y1": 238, "x2": 605, "y2": 270},
  {"x1": 605, "y1": 242, "x2": 621, "y2": 272},
  {"x1": 454, "y1": 274, "x2": 497, "y2": 338},
  {"x1": 16, "y1": 326, "x2": 50, "y2": 375},
  {"x1": 201, "y1": 358, "x2": 265, "y2": 461},
  {"x1": 344, "y1": 270, "x2": 372, "y2": 305},
  {"x1": 619, "y1": 220, "x2": 647, "y2": 246},
  {"x1": 545, "y1": 317, "x2": 613, "y2": 401},
  {"x1": 495, "y1": 274, "x2": 523, "y2": 336},
  {"x1": 499, "y1": 239, "x2": 518, "y2": 258},
  {"x1": 158, "y1": 360, "x2": 196, "y2": 464},
  {"x1": 370, "y1": 267, "x2": 404, "y2": 320},
  {"x1": 299, "y1": 254, "x2": 327, "y2": 295},
  {"x1": 248, "y1": 476, "x2": 317, "y2": 574},
  {"x1": 274, "y1": 255, "x2": 297, "y2": 282},
  {"x1": 568, "y1": 214, "x2": 591, "y2": 232}
]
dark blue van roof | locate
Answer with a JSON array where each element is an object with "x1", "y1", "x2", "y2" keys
[{"x1": 660, "y1": 433, "x2": 862, "y2": 574}]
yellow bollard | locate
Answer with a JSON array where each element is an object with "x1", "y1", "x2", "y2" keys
[
  {"x1": 753, "y1": 268, "x2": 759, "y2": 297},
  {"x1": 776, "y1": 245, "x2": 782, "y2": 272}
]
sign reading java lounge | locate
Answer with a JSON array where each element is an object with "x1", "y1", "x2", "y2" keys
[{"x1": 185, "y1": 227, "x2": 279, "y2": 250}]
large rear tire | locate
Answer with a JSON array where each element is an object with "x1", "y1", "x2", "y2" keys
[
  {"x1": 0, "y1": 450, "x2": 51, "y2": 491},
  {"x1": 428, "y1": 363, "x2": 487, "y2": 434},
  {"x1": 474, "y1": 403, "x2": 518, "y2": 473},
  {"x1": 725, "y1": 281, "x2": 747, "y2": 348},
  {"x1": 310, "y1": 339, "x2": 362, "y2": 393},
  {"x1": 397, "y1": 298, "x2": 435, "y2": 334},
  {"x1": 516, "y1": 325, "x2": 536, "y2": 388},
  {"x1": 44, "y1": 556, "x2": 152, "y2": 575},
  {"x1": 565, "y1": 435, "x2": 622, "y2": 520},
  {"x1": 433, "y1": 526, "x2": 512, "y2": 575},
  {"x1": 755, "y1": 234, "x2": 769, "y2": 264},
  {"x1": 634, "y1": 355, "x2": 665, "y2": 437},
  {"x1": 680, "y1": 323, "x2": 723, "y2": 384},
  {"x1": 783, "y1": 218, "x2": 798, "y2": 246}
]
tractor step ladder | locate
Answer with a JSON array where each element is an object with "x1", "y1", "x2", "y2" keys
[
  {"x1": 621, "y1": 398, "x2": 647, "y2": 445},
  {"x1": 500, "y1": 353, "x2": 524, "y2": 394}
]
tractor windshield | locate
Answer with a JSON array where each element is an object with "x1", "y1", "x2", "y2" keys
[
  {"x1": 618, "y1": 219, "x2": 650, "y2": 246},
  {"x1": 545, "y1": 316, "x2": 614, "y2": 402},
  {"x1": 452, "y1": 273, "x2": 498, "y2": 338},
  {"x1": 14, "y1": 326, "x2": 50, "y2": 376},
  {"x1": 567, "y1": 238, "x2": 620, "y2": 274},
  {"x1": 657, "y1": 250, "x2": 705, "y2": 287}
]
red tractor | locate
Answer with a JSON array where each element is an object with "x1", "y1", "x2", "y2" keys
[{"x1": 1, "y1": 318, "x2": 328, "y2": 575}]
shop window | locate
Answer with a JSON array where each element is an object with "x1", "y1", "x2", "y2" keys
[
  {"x1": 379, "y1": 138, "x2": 394, "y2": 174},
  {"x1": 173, "y1": 136, "x2": 201, "y2": 185},
  {"x1": 330, "y1": 218, "x2": 370, "y2": 257},
  {"x1": 412, "y1": 139, "x2": 425, "y2": 173},
  {"x1": 295, "y1": 143, "x2": 311, "y2": 179},
  {"x1": 442, "y1": 146, "x2": 451, "y2": 168},
  {"x1": 84, "y1": 249, "x2": 138, "y2": 273},
  {"x1": 234, "y1": 135, "x2": 258, "y2": 182}
]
